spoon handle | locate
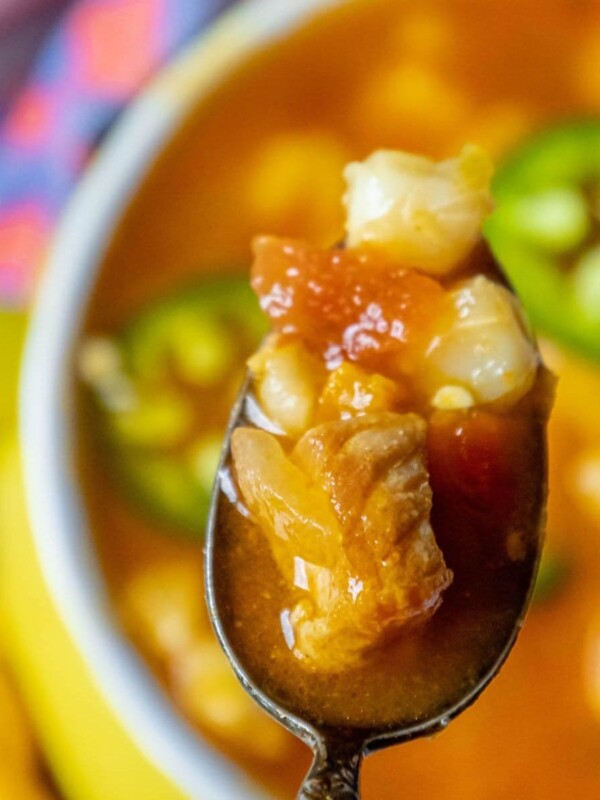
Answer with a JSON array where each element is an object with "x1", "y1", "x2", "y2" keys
[{"x1": 297, "y1": 743, "x2": 362, "y2": 799}]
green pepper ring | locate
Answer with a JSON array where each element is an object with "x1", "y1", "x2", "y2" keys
[
  {"x1": 89, "y1": 274, "x2": 267, "y2": 539},
  {"x1": 486, "y1": 118, "x2": 600, "y2": 363}
]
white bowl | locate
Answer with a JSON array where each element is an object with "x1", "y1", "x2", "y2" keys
[{"x1": 19, "y1": 1, "x2": 343, "y2": 797}]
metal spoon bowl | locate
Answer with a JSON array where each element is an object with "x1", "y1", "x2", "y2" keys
[{"x1": 205, "y1": 375, "x2": 546, "y2": 799}]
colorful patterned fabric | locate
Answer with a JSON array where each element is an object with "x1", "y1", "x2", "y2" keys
[{"x1": 0, "y1": 0, "x2": 232, "y2": 307}]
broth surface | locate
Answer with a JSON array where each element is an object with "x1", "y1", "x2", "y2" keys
[{"x1": 215, "y1": 385, "x2": 547, "y2": 730}]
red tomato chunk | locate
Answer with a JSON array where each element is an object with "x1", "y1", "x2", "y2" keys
[{"x1": 251, "y1": 236, "x2": 446, "y2": 373}]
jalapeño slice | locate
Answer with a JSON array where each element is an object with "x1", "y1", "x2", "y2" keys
[
  {"x1": 486, "y1": 118, "x2": 600, "y2": 362},
  {"x1": 80, "y1": 276, "x2": 266, "y2": 538}
]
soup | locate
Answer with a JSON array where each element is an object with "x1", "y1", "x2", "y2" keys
[
  {"x1": 215, "y1": 151, "x2": 550, "y2": 732},
  {"x1": 76, "y1": 0, "x2": 600, "y2": 796}
]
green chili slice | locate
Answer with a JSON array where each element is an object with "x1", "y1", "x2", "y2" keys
[
  {"x1": 80, "y1": 275, "x2": 267, "y2": 538},
  {"x1": 486, "y1": 118, "x2": 600, "y2": 362}
]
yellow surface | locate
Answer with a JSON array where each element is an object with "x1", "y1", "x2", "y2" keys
[
  {"x1": 0, "y1": 312, "x2": 188, "y2": 800},
  {"x1": 0, "y1": 310, "x2": 26, "y2": 450},
  {"x1": 0, "y1": 659, "x2": 53, "y2": 799},
  {"x1": 0, "y1": 442, "x2": 190, "y2": 800}
]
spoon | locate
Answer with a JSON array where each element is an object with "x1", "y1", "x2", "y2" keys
[{"x1": 205, "y1": 373, "x2": 547, "y2": 800}]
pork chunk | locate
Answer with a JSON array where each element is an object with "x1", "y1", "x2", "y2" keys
[{"x1": 231, "y1": 412, "x2": 452, "y2": 670}]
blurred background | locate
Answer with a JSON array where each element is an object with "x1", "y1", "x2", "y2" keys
[
  {"x1": 3, "y1": 1, "x2": 600, "y2": 799},
  {"x1": 0, "y1": 3, "x2": 235, "y2": 798},
  {"x1": 0, "y1": 1, "x2": 68, "y2": 118}
]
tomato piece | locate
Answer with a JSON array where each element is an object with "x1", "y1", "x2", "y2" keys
[{"x1": 251, "y1": 236, "x2": 446, "y2": 375}]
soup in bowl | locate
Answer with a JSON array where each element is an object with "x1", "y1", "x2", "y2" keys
[{"x1": 19, "y1": 0, "x2": 600, "y2": 797}]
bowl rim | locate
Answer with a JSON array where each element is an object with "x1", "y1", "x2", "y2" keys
[{"x1": 19, "y1": 0, "x2": 343, "y2": 796}]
